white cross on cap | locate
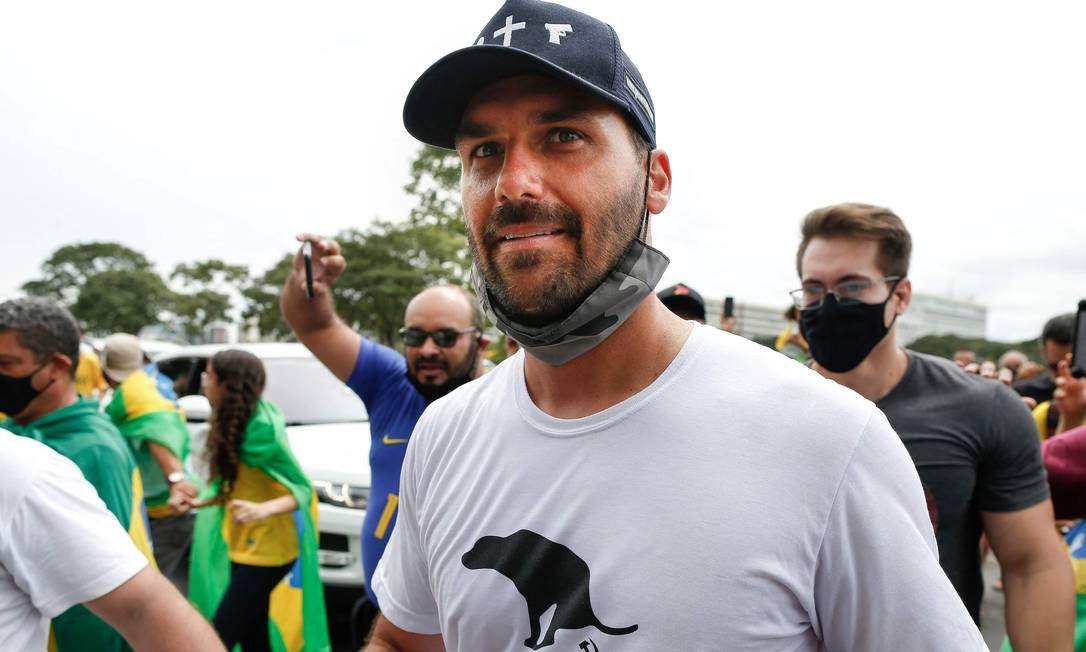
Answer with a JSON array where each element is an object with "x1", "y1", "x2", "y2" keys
[{"x1": 493, "y1": 15, "x2": 526, "y2": 46}]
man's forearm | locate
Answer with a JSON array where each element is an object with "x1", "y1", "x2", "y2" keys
[
  {"x1": 88, "y1": 567, "x2": 226, "y2": 652},
  {"x1": 1003, "y1": 556, "x2": 1075, "y2": 650},
  {"x1": 147, "y1": 441, "x2": 183, "y2": 476}
]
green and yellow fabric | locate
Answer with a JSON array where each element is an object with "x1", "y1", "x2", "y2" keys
[
  {"x1": 75, "y1": 348, "x2": 108, "y2": 398},
  {"x1": 1, "y1": 399, "x2": 156, "y2": 652},
  {"x1": 105, "y1": 369, "x2": 191, "y2": 517},
  {"x1": 189, "y1": 399, "x2": 329, "y2": 652}
]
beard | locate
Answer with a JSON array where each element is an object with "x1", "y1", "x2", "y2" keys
[
  {"x1": 466, "y1": 174, "x2": 644, "y2": 327},
  {"x1": 405, "y1": 339, "x2": 479, "y2": 403}
]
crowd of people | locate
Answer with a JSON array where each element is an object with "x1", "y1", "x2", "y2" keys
[{"x1": 3, "y1": 0, "x2": 1086, "y2": 650}]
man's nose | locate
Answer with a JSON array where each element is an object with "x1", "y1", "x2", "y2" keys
[
  {"x1": 495, "y1": 142, "x2": 543, "y2": 204},
  {"x1": 417, "y1": 335, "x2": 442, "y2": 356}
]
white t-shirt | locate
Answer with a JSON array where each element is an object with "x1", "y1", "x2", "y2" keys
[
  {"x1": 0, "y1": 430, "x2": 149, "y2": 651},
  {"x1": 373, "y1": 325, "x2": 986, "y2": 651}
]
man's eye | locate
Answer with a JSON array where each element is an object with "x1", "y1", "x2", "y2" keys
[
  {"x1": 550, "y1": 129, "x2": 582, "y2": 144},
  {"x1": 471, "y1": 142, "x2": 499, "y2": 158},
  {"x1": 838, "y1": 283, "x2": 869, "y2": 296}
]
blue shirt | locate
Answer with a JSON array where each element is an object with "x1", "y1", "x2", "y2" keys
[
  {"x1": 143, "y1": 362, "x2": 178, "y2": 402},
  {"x1": 346, "y1": 338, "x2": 427, "y2": 606}
]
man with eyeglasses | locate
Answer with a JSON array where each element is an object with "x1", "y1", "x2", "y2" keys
[
  {"x1": 280, "y1": 239, "x2": 490, "y2": 613},
  {"x1": 793, "y1": 202, "x2": 1073, "y2": 648}
]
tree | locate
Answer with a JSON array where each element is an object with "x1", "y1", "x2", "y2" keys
[
  {"x1": 908, "y1": 334, "x2": 1038, "y2": 364},
  {"x1": 71, "y1": 269, "x2": 175, "y2": 335},
  {"x1": 170, "y1": 259, "x2": 250, "y2": 341},
  {"x1": 239, "y1": 146, "x2": 473, "y2": 343},
  {"x1": 22, "y1": 242, "x2": 152, "y2": 305},
  {"x1": 242, "y1": 254, "x2": 295, "y2": 341}
]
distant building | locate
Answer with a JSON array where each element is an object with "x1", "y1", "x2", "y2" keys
[
  {"x1": 704, "y1": 293, "x2": 987, "y2": 346},
  {"x1": 897, "y1": 292, "x2": 987, "y2": 344}
]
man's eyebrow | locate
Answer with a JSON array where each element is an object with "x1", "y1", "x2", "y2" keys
[
  {"x1": 455, "y1": 120, "x2": 494, "y2": 144},
  {"x1": 799, "y1": 273, "x2": 873, "y2": 286}
]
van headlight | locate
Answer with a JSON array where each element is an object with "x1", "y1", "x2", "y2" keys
[{"x1": 312, "y1": 480, "x2": 369, "y2": 510}]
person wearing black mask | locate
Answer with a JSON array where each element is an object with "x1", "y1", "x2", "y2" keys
[
  {"x1": 793, "y1": 202, "x2": 1072, "y2": 647},
  {"x1": 280, "y1": 249, "x2": 489, "y2": 616}
]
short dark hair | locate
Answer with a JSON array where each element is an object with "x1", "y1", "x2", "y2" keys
[
  {"x1": 0, "y1": 297, "x2": 81, "y2": 377},
  {"x1": 796, "y1": 203, "x2": 912, "y2": 278},
  {"x1": 1042, "y1": 313, "x2": 1075, "y2": 346}
]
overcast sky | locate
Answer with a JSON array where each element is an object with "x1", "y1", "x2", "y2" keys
[{"x1": 2, "y1": 1, "x2": 1083, "y2": 341}]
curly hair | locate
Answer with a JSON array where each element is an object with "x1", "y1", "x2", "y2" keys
[{"x1": 206, "y1": 349, "x2": 266, "y2": 492}]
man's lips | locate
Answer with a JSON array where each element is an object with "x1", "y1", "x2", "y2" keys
[{"x1": 495, "y1": 226, "x2": 567, "y2": 252}]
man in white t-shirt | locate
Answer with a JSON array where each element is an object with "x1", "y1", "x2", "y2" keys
[
  {"x1": 0, "y1": 430, "x2": 225, "y2": 651},
  {"x1": 363, "y1": 1, "x2": 986, "y2": 650}
]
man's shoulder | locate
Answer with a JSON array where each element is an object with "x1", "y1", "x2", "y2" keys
[
  {"x1": 902, "y1": 350, "x2": 1004, "y2": 404},
  {"x1": 0, "y1": 431, "x2": 77, "y2": 511}
]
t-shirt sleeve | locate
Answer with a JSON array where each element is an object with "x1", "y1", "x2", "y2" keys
[
  {"x1": 976, "y1": 383, "x2": 1050, "y2": 513},
  {"x1": 4, "y1": 451, "x2": 148, "y2": 618},
  {"x1": 813, "y1": 409, "x2": 986, "y2": 650},
  {"x1": 371, "y1": 416, "x2": 441, "y2": 635},
  {"x1": 346, "y1": 339, "x2": 409, "y2": 407}
]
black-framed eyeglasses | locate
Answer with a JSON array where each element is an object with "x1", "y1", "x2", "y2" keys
[
  {"x1": 789, "y1": 276, "x2": 902, "y2": 310},
  {"x1": 398, "y1": 327, "x2": 479, "y2": 348}
]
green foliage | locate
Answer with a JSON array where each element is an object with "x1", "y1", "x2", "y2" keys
[
  {"x1": 170, "y1": 259, "x2": 251, "y2": 341},
  {"x1": 403, "y1": 145, "x2": 463, "y2": 230},
  {"x1": 907, "y1": 334, "x2": 1038, "y2": 363},
  {"x1": 71, "y1": 270, "x2": 174, "y2": 335},
  {"x1": 242, "y1": 254, "x2": 295, "y2": 341},
  {"x1": 334, "y1": 220, "x2": 468, "y2": 345},
  {"x1": 22, "y1": 242, "x2": 151, "y2": 305},
  {"x1": 24, "y1": 145, "x2": 474, "y2": 343}
]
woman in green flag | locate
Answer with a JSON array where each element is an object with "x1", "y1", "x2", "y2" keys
[{"x1": 187, "y1": 350, "x2": 329, "y2": 652}]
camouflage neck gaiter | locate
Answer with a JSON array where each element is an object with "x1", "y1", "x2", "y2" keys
[{"x1": 474, "y1": 237, "x2": 670, "y2": 367}]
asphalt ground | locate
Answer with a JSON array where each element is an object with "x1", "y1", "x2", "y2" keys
[{"x1": 981, "y1": 553, "x2": 1006, "y2": 651}]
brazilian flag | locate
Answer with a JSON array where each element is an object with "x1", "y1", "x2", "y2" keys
[
  {"x1": 106, "y1": 369, "x2": 191, "y2": 514},
  {"x1": 189, "y1": 400, "x2": 330, "y2": 652},
  {"x1": 1, "y1": 399, "x2": 156, "y2": 652}
]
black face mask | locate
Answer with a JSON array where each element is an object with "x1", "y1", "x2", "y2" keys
[
  {"x1": 799, "y1": 293, "x2": 897, "y2": 374},
  {"x1": 0, "y1": 363, "x2": 54, "y2": 416},
  {"x1": 405, "y1": 339, "x2": 480, "y2": 404}
]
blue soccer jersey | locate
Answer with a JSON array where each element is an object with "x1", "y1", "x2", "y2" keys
[{"x1": 346, "y1": 338, "x2": 428, "y2": 606}]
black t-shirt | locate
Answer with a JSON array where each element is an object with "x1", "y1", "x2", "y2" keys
[
  {"x1": 877, "y1": 350, "x2": 1049, "y2": 623},
  {"x1": 1014, "y1": 373, "x2": 1056, "y2": 404}
]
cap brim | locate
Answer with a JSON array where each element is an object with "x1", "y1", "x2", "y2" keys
[
  {"x1": 103, "y1": 366, "x2": 136, "y2": 383},
  {"x1": 403, "y1": 45, "x2": 630, "y2": 151}
]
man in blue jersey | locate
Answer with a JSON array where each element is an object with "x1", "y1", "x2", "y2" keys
[{"x1": 280, "y1": 234, "x2": 490, "y2": 611}]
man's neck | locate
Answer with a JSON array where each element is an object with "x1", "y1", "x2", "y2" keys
[
  {"x1": 813, "y1": 336, "x2": 909, "y2": 403},
  {"x1": 14, "y1": 385, "x2": 79, "y2": 426},
  {"x1": 522, "y1": 298, "x2": 694, "y2": 419}
]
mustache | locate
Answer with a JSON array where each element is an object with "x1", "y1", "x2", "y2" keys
[{"x1": 481, "y1": 201, "x2": 583, "y2": 254}]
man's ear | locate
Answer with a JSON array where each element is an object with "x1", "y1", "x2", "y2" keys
[
  {"x1": 477, "y1": 335, "x2": 492, "y2": 355},
  {"x1": 646, "y1": 149, "x2": 672, "y2": 216},
  {"x1": 894, "y1": 278, "x2": 912, "y2": 315},
  {"x1": 48, "y1": 352, "x2": 74, "y2": 380}
]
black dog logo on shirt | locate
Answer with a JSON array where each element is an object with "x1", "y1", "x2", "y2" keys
[{"x1": 462, "y1": 529, "x2": 638, "y2": 649}]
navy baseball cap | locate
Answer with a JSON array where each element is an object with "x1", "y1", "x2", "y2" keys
[
  {"x1": 657, "y1": 283, "x2": 706, "y2": 322},
  {"x1": 403, "y1": 0, "x2": 656, "y2": 151}
]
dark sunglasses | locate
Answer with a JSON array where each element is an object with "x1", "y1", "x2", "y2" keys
[{"x1": 398, "y1": 327, "x2": 478, "y2": 348}]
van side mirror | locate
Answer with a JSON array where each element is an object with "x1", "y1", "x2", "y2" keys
[{"x1": 178, "y1": 394, "x2": 212, "y2": 423}]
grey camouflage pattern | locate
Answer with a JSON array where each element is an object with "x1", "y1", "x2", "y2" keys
[{"x1": 474, "y1": 238, "x2": 670, "y2": 366}]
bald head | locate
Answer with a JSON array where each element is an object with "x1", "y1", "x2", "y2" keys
[{"x1": 405, "y1": 285, "x2": 482, "y2": 331}]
